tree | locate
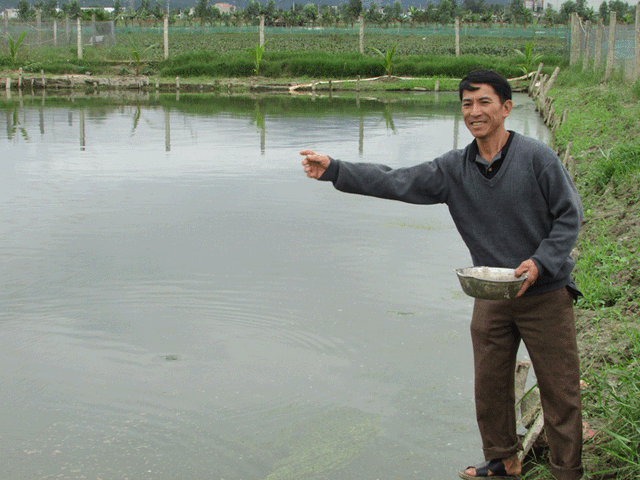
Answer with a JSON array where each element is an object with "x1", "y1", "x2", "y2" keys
[
  {"x1": 320, "y1": 5, "x2": 334, "y2": 27},
  {"x1": 60, "y1": 0, "x2": 81, "y2": 18},
  {"x1": 17, "y1": 0, "x2": 32, "y2": 20},
  {"x1": 366, "y1": 3, "x2": 383, "y2": 25},
  {"x1": 608, "y1": 0, "x2": 630, "y2": 22},
  {"x1": 263, "y1": 0, "x2": 276, "y2": 25},
  {"x1": 598, "y1": 1, "x2": 609, "y2": 20},
  {"x1": 245, "y1": 0, "x2": 260, "y2": 25},
  {"x1": 543, "y1": 5, "x2": 557, "y2": 26},
  {"x1": 43, "y1": 0, "x2": 58, "y2": 18},
  {"x1": 113, "y1": 0, "x2": 123, "y2": 19},
  {"x1": 559, "y1": 1, "x2": 577, "y2": 24},
  {"x1": 510, "y1": 0, "x2": 532, "y2": 26},
  {"x1": 384, "y1": 0, "x2": 402, "y2": 24},
  {"x1": 195, "y1": 0, "x2": 208, "y2": 19},
  {"x1": 437, "y1": 0, "x2": 455, "y2": 25},
  {"x1": 408, "y1": 6, "x2": 417, "y2": 27},
  {"x1": 347, "y1": 0, "x2": 363, "y2": 20},
  {"x1": 576, "y1": 0, "x2": 588, "y2": 18},
  {"x1": 138, "y1": 0, "x2": 151, "y2": 15},
  {"x1": 302, "y1": 3, "x2": 318, "y2": 25},
  {"x1": 462, "y1": 0, "x2": 486, "y2": 14}
]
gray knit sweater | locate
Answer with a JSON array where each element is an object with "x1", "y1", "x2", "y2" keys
[{"x1": 319, "y1": 132, "x2": 583, "y2": 296}]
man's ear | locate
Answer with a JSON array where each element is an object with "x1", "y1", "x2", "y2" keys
[{"x1": 502, "y1": 99, "x2": 513, "y2": 118}]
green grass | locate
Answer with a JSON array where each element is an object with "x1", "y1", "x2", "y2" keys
[
  {"x1": 156, "y1": 50, "x2": 554, "y2": 80},
  {"x1": 2, "y1": 30, "x2": 566, "y2": 79},
  {"x1": 538, "y1": 66, "x2": 640, "y2": 480},
  {"x1": 586, "y1": 328, "x2": 640, "y2": 479},
  {"x1": 573, "y1": 216, "x2": 634, "y2": 309}
]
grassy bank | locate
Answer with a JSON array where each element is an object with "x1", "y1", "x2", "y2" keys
[
  {"x1": 0, "y1": 31, "x2": 564, "y2": 80},
  {"x1": 525, "y1": 68, "x2": 640, "y2": 480}
]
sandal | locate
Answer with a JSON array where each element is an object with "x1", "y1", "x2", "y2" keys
[{"x1": 458, "y1": 459, "x2": 520, "y2": 480}]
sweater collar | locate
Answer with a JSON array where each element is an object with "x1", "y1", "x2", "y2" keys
[{"x1": 468, "y1": 130, "x2": 515, "y2": 165}]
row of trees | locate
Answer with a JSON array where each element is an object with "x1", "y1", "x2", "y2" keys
[{"x1": 13, "y1": 0, "x2": 640, "y2": 27}]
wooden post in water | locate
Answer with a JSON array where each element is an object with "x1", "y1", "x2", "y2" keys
[
  {"x1": 570, "y1": 13, "x2": 580, "y2": 65},
  {"x1": 77, "y1": 17, "x2": 83, "y2": 60},
  {"x1": 606, "y1": 11, "x2": 616, "y2": 79},
  {"x1": 164, "y1": 15, "x2": 169, "y2": 59},
  {"x1": 594, "y1": 18, "x2": 603, "y2": 71},
  {"x1": 359, "y1": 15, "x2": 364, "y2": 54},
  {"x1": 259, "y1": 15, "x2": 265, "y2": 47},
  {"x1": 455, "y1": 17, "x2": 460, "y2": 57}
]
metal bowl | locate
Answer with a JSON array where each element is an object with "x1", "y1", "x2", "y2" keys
[{"x1": 455, "y1": 266, "x2": 528, "y2": 300}]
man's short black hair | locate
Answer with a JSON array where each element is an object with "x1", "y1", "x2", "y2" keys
[{"x1": 458, "y1": 69, "x2": 512, "y2": 103}]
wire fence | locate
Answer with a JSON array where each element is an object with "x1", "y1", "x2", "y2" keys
[
  {"x1": 1, "y1": 16, "x2": 572, "y2": 57},
  {"x1": 569, "y1": 8, "x2": 640, "y2": 82}
]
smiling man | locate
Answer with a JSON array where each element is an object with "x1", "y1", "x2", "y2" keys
[{"x1": 300, "y1": 69, "x2": 585, "y2": 480}]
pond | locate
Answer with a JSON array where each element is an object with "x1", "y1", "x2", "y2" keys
[{"x1": 0, "y1": 90, "x2": 551, "y2": 480}]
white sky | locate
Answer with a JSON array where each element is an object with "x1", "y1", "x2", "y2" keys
[{"x1": 543, "y1": 0, "x2": 608, "y2": 11}]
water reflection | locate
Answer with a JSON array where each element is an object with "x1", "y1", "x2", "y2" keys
[
  {"x1": 1, "y1": 90, "x2": 550, "y2": 155},
  {"x1": 0, "y1": 91, "x2": 550, "y2": 480}
]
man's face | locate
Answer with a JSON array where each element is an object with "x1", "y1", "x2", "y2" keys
[{"x1": 461, "y1": 83, "x2": 513, "y2": 141}]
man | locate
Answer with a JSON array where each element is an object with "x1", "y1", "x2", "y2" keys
[{"x1": 300, "y1": 70, "x2": 584, "y2": 480}]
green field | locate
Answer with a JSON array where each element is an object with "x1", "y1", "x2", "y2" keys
[{"x1": 1, "y1": 27, "x2": 567, "y2": 80}]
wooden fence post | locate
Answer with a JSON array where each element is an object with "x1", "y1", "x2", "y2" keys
[
  {"x1": 359, "y1": 15, "x2": 364, "y2": 54},
  {"x1": 635, "y1": 3, "x2": 640, "y2": 81},
  {"x1": 77, "y1": 17, "x2": 83, "y2": 60},
  {"x1": 259, "y1": 14, "x2": 265, "y2": 47},
  {"x1": 455, "y1": 17, "x2": 460, "y2": 57},
  {"x1": 582, "y1": 21, "x2": 591, "y2": 70},
  {"x1": 570, "y1": 13, "x2": 580, "y2": 65},
  {"x1": 36, "y1": 9, "x2": 42, "y2": 46},
  {"x1": 594, "y1": 18, "x2": 603, "y2": 71},
  {"x1": 164, "y1": 15, "x2": 169, "y2": 59},
  {"x1": 605, "y1": 11, "x2": 616, "y2": 79},
  {"x1": 543, "y1": 66, "x2": 560, "y2": 97},
  {"x1": 91, "y1": 13, "x2": 96, "y2": 45}
]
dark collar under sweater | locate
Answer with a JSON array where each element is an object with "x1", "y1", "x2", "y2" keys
[{"x1": 468, "y1": 130, "x2": 515, "y2": 179}]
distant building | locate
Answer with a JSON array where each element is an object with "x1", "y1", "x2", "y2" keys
[
  {"x1": 214, "y1": 3, "x2": 235, "y2": 14},
  {"x1": 524, "y1": 0, "x2": 544, "y2": 13},
  {"x1": 3, "y1": 8, "x2": 19, "y2": 19}
]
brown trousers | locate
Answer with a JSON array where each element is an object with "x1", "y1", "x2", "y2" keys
[{"x1": 470, "y1": 287, "x2": 583, "y2": 480}]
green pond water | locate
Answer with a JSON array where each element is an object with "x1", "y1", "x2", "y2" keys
[{"x1": 0, "y1": 90, "x2": 550, "y2": 480}]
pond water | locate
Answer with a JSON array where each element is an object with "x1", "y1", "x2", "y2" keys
[{"x1": 0, "y1": 90, "x2": 550, "y2": 480}]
